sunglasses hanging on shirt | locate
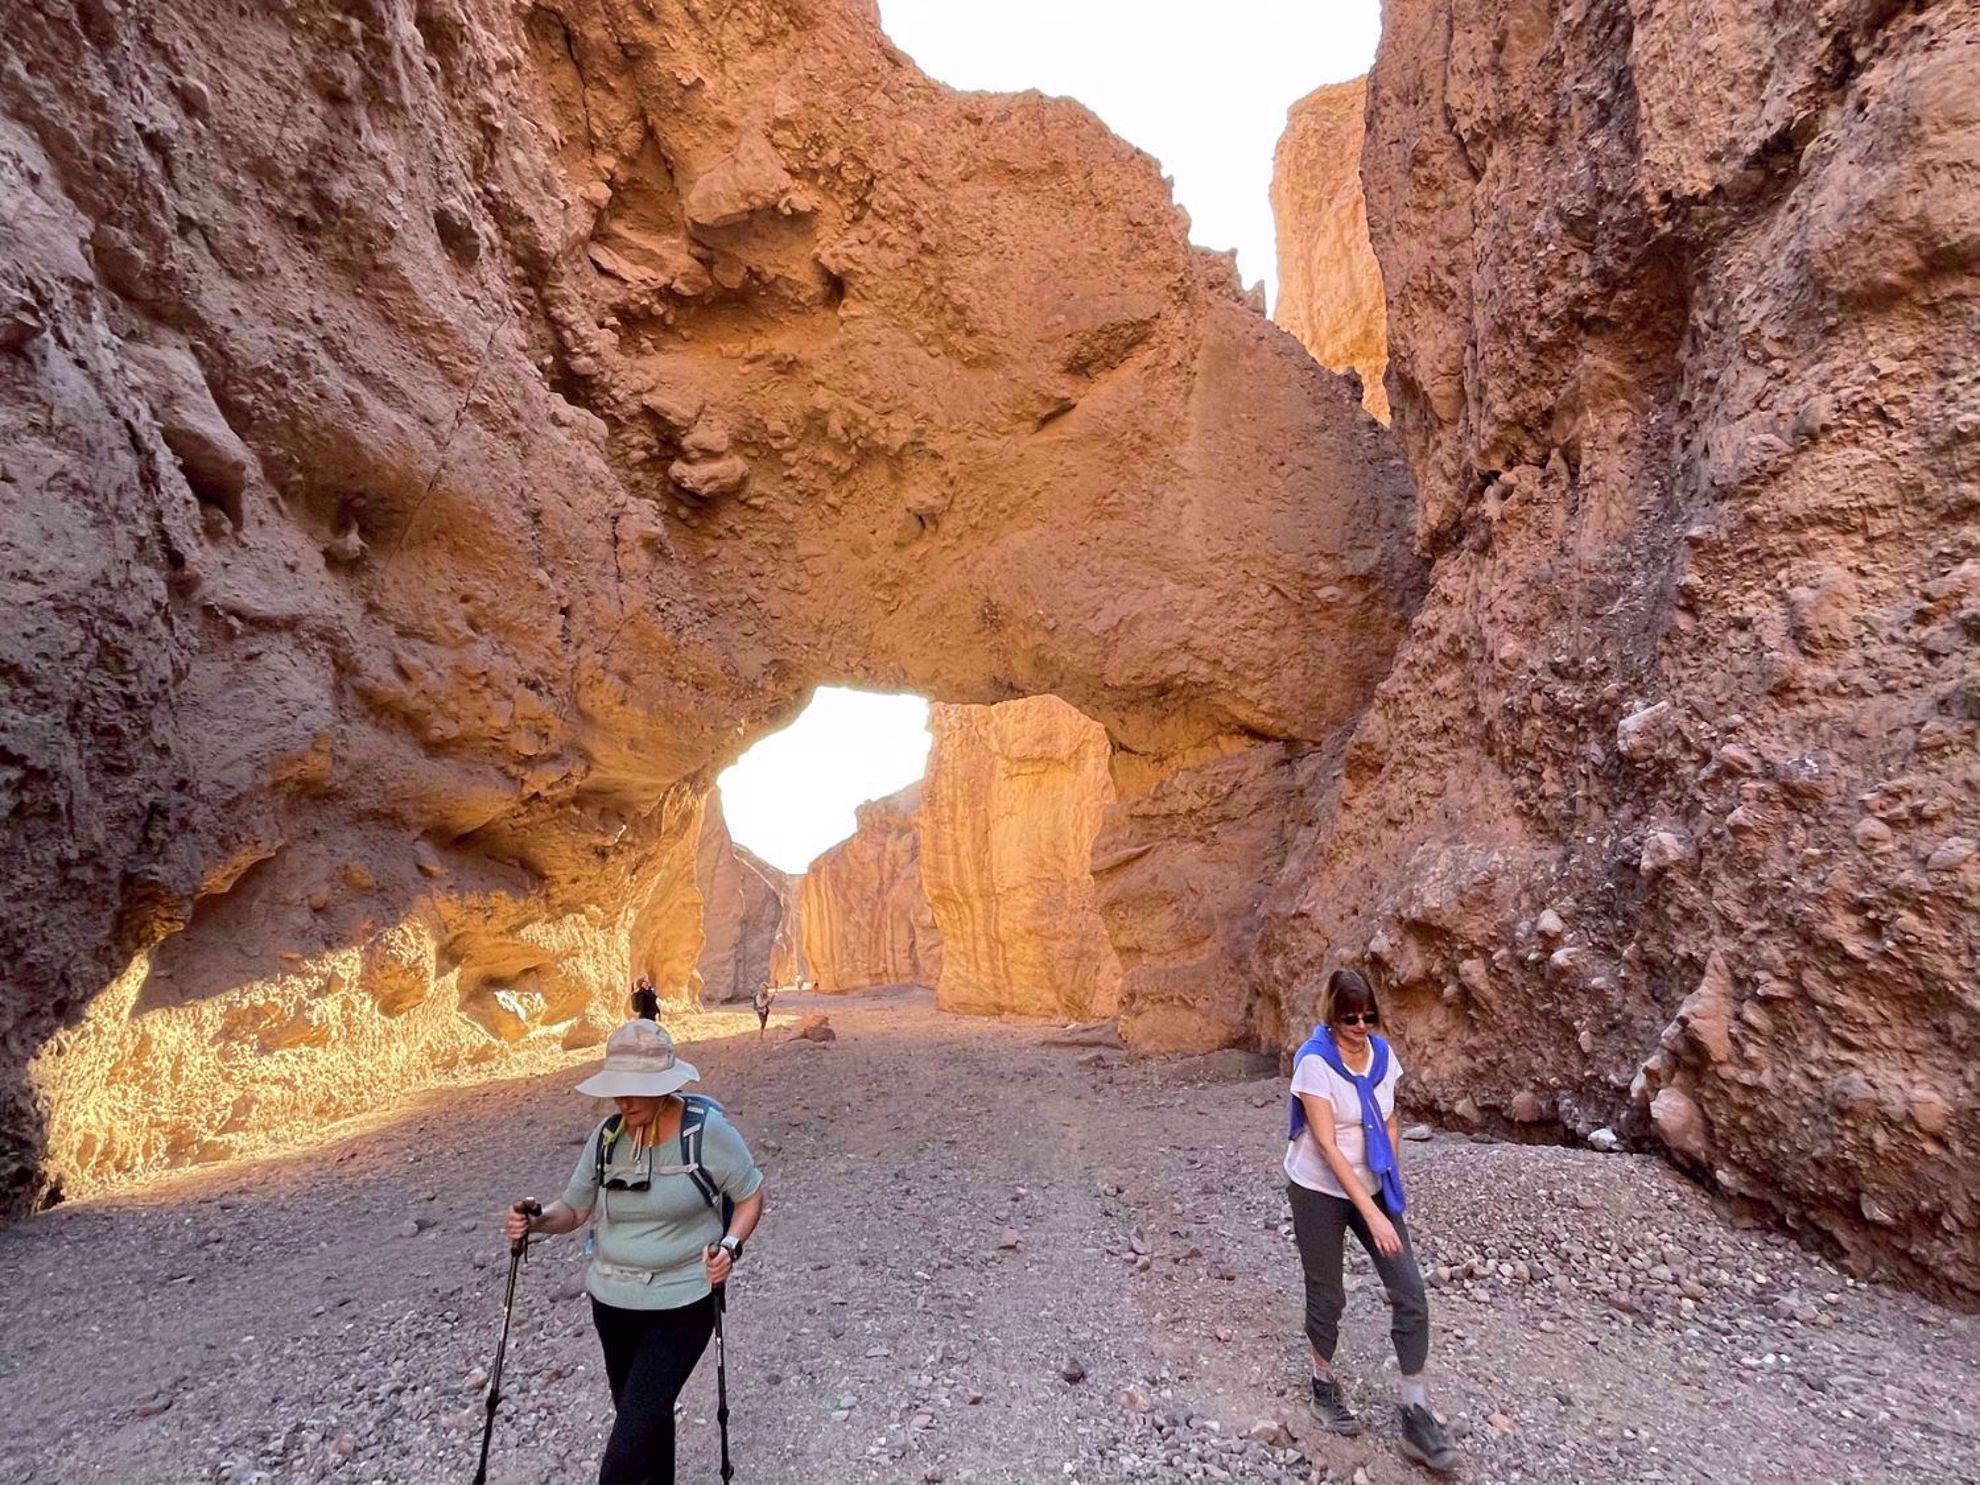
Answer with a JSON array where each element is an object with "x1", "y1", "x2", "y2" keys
[{"x1": 601, "y1": 1141, "x2": 701, "y2": 1192}]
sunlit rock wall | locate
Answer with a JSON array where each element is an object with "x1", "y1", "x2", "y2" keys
[
  {"x1": 921, "y1": 697, "x2": 1122, "y2": 1020},
  {"x1": 798, "y1": 785, "x2": 943, "y2": 993},
  {"x1": 1271, "y1": 78, "x2": 1389, "y2": 422}
]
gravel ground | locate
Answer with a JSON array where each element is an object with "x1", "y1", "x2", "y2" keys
[{"x1": 1, "y1": 989, "x2": 1975, "y2": 1485}]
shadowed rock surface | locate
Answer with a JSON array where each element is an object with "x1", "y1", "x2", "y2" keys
[
  {"x1": 692, "y1": 797, "x2": 794, "y2": 1005},
  {"x1": 5, "y1": 0, "x2": 1972, "y2": 1306}
]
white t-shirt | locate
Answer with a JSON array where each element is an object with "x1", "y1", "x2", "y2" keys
[{"x1": 1284, "y1": 1045, "x2": 1403, "y2": 1199}]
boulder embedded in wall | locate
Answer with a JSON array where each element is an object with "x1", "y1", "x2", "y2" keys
[
  {"x1": 1103, "y1": 742, "x2": 1300, "y2": 1053},
  {"x1": 799, "y1": 786, "x2": 943, "y2": 994},
  {"x1": 694, "y1": 798, "x2": 797, "y2": 1005},
  {"x1": 0, "y1": 0, "x2": 1420, "y2": 1207},
  {"x1": 1261, "y1": 0, "x2": 1980, "y2": 1299},
  {"x1": 920, "y1": 697, "x2": 1123, "y2": 1020},
  {"x1": 1270, "y1": 78, "x2": 1389, "y2": 422},
  {"x1": 1651, "y1": 1085, "x2": 1711, "y2": 1165}
]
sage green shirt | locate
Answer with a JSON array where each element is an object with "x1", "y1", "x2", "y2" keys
[{"x1": 562, "y1": 1103, "x2": 763, "y2": 1311}]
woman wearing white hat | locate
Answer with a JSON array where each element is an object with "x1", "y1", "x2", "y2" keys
[{"x1": 503, "y1": 1018, "x2": 765, "y2": 1485}]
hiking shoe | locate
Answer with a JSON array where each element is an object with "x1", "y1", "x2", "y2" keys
[
  {"x1": 1397, "y1": 1402, "x2": 1461, "y2": 1473},
  {"x1": 1308, "y1": 1375, "x2": 1361, "y2": 1435}
]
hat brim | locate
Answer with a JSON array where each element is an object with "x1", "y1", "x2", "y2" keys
[{"x1": 574, "y1": 1060, "x2": 699, "y2": 1099}]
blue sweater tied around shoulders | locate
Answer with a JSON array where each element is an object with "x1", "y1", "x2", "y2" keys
[{"x1": 1287, "y1": 1026, "x2": 1406, "y2": 1215}]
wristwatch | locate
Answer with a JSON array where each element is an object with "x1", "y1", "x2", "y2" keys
[{"x1": 719, "y1": 1233, "x2": 744, "y2": 1263}]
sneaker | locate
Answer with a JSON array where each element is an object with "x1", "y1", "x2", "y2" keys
[
  {"x1": 1307, "y1": 1374, "x2": 1361, "y2": 1435},
  {"x1": 1397, "y1": 1402, "x2": 1461, "y2": 1473}
]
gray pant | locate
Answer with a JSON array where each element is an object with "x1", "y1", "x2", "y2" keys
[{"x1": 1286, "y1": 1181, "x2": 1431, "y2": 1374}]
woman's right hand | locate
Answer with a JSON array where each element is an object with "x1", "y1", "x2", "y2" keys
[
  {"x1": 1366, "y1": 1210, "x2": 1403, "y2": 1257},
  {"x1": 502, "y1": 1202, "x2": 536, "y2": 1245}
]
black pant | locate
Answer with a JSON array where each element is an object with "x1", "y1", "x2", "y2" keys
[
  {"x1": 591, "y1": 1294, "x2": 717, "y2": 1485},
  {"x1": 1286, "y1": 1181, "x2": 1430, "y2": 1374}
]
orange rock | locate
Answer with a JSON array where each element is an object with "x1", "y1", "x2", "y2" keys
[
  {"x1": 798, "y1": 787, "x2": 943, "y2": 994},
  {"x1": 1262, "y1": 0, "x2": 1980, "y2": 1301},
  {"x1": 791, "y1": 1012, "x2": 836, "y2": 1043},
  {"x1": 920, "y1": 698, "x2": 1122, "y2": 1020},
  {"x1": 1270, "y1": 79, "x2": 1389, "y2": 422}
]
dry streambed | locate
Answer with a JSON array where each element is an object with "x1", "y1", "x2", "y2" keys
[{"x1": 0, "y1": 993, "x2": 1974, "y2": 1485}]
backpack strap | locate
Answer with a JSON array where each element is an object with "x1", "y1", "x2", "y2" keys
[
  {"x1": 593, "y1": 1113, "x2": 624, "y2": 1190},
  {"x1": 678, "y1": 1094, "x2": 735, "y2": 1226}
]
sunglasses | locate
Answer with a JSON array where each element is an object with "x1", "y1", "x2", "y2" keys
[
  {"x1": 604, "y1": 1165, "x2": 650, "y2": 1193},
  {"x1": 601, "y1": 1144, "x2": 699, "y2": 1192},
  {"x1": 1336, "y1": 1011, "x2": 1380, "y2": 1027}
]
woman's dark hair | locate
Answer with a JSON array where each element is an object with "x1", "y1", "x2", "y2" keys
[
  {"x1": 1320, "y1": 967, "x2": 1378, "y2": 1026},
  {"x1": 630, "y1": 983, "x2": 660, "y2": 1021}
]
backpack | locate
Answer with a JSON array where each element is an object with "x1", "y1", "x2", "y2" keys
[{"x1": 593, "y1": 1094, "x2": 735, "y2": 1226}]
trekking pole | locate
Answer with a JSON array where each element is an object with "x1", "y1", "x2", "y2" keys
[
  {"x1": 714, "y1": 1280, "x2": 734, "y2": 1483},
  {"x1": 473, "y1": 1199, "x2": 540, "y2": 1485}
]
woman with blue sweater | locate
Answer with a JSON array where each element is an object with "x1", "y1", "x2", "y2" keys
[{"x1": 1286, "y1": 967, "x2": 1458, "y2": 1473}]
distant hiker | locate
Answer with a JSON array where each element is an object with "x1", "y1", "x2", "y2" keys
[
  {"x1": 504, "y1": 1019, "x2": 765, "y2": 1485},
  {"x1": 631, "y1": 978, "x2": 659, "y2": 1021},
  {"x1": 1284, "y1": 968, "x2": 1459, "y2": 1473},
  {"x1": 752, "y1": 984, "x2": 773, "y2": 1039}
]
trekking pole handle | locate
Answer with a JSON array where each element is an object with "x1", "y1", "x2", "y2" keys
[{"x1": 510, "y1": 1199, "x2": 542, "y2": 1257}]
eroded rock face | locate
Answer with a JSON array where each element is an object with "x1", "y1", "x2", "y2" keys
[
  {"x1": 0, "y1": 0, "x2": 1420, "y2": 1206},
  {"x1": 921, "y1": 697, "x2": 1122, "y2": 1019},
  {"x1": 768, "y1": 891, "x2": 805, "y2": 991},
  {"x1": 1271, "y1": 78, "x2": 1390, "y2": 422},
  {"x1": 693, "y1": 799, "x2": 795, "y2": 1005},
  {"x1": 799, "y1": 786, "x2": 942, "y2": 993},
  {"x1": 1264, "y1": 0, "x2": 1980, "y2": 1299}
]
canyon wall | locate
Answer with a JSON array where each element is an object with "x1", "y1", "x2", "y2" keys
[
  {"x1": 921, "y1": 697, "x2": 1122, "y2": 1020},
  {"x1": 0, "y1": 0, "x2": 1420, "y2": 1205},
  {"x1": 1270, "y1": 78, "x2": 1389, "y2": 422},
  {"x1": 768, "y1": 890, "x2": 805, "y2": 991},
  {"x1": 1264, "y1": 0, "x2": 1980, "y2": 1300},
  {"x1": 692, "y1": 799, "x2": 795, "y2": 1005},
  {"x1": 798, "y1": 785, "x2": 942, "y2": 993}
]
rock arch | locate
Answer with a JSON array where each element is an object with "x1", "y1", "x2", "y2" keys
[{"x1": 0, "y1": 0, "x2": 1421, "y2": 1206}]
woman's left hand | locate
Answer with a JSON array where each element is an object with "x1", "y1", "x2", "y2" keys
[{"x1": 704, "y1": 1243, "x2": 733, "y2": 1288}]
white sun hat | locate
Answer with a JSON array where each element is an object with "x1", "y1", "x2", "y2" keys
[{"x1": 574, "y1": 1019, "x2": 701, "y2": 1099}]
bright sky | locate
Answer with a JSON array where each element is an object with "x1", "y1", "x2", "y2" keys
[
  {"x1": 718, "y1": 689, "x2": 933, "y2": 873},
  {"x1": 723, "y1": 6, "x2": 1381, "y2": 873},
  {"x1": 878, "y1": 0, "x2": 1382, "y2": 302}
]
